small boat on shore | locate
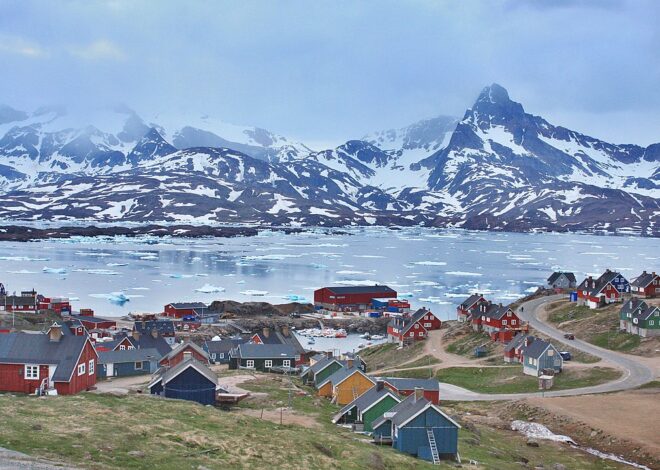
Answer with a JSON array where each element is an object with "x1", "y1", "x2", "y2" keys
[{"x1": 370, "y1": 334, "x2": 384, "y2": 340}]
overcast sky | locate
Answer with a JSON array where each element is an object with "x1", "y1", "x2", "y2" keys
[{"x1": 1, "y1": 0, "x2": 658, "y2": 147}]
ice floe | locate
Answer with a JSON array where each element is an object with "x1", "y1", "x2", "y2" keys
[
  {"x1": 195, "y1": 284, "x2": 225, "y2": 293},
  {"x1": 43, "y1": 267, "x2": 67, "y2": 274}
]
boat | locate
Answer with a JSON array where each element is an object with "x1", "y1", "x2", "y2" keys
[
  {"x1": 370, "y1": 334, "x2": 385, "y2": 340},
  {"x1": 357, "y1": 343, "x2": 365, "y2": 349},
  {"x1": 335, "y1": 329, "x2": 347, "y2": 338},
  {"x1": 359, "y1": 333, "x2": 371, "y2": 339}
]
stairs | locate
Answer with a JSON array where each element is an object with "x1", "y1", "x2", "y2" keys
[{"x1": 426, "y1": 428, "x2": 440, "y2": 465}]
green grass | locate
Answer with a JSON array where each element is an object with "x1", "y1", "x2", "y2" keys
[
  {"x1": 591, "y1": 330, "x2": 641, "y2": 352},
  {"x1": 446, "y1": 332, "x2": 497, "y2": 358},
  {"x1": 547, "y1": 304, "x2": 595, "y2": 324},
  {"x1": 360, "y1": 341, "x2": 425, "y2": 371},
  {"x1": 637, "y1": 380, "x2": 660, "y2": 389},
  {"x1": 383, "y1": 368, "x2": 435, "y2": 379},
  {"x1": 397, "y1": 354, "x2": 441, "y2": 369},
  {"x1": 434, "y1": 366, "x2": 621, "y2": 394}
]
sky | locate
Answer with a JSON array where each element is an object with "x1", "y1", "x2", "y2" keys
[{"x1": 0, "y1": 0, "x2": 658, "y2": 147}]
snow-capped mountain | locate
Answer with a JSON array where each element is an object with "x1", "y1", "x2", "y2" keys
[{"x1": 0, "y1": 84, "x2": 657, "y2": 235}]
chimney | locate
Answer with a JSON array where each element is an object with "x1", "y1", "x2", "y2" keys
[
  {"x1": 263, "y1": 327, "x2": 270, "y2": 338},
  {"x1": 653, "y1": 272, "x2": 656, "y2": 277},
  {"x1": 281, "y1": 325, "x2": 289, "y2": 337},
  {"x1": 48, "y1": 323, "x2": 63, "y2": 342},
  {"x1": 183, "y1": 351, "x2": 193, "y2": 362},
  {"x1": 642, "y1": 270, "x2": 647, "y2": 275},
  {"x1": 151, "y1": 328, "x2": 158, "y2": 339},
  {"x1": 524, "y1": 336, "x2": 532, "y2": 347},
  {"x1": 132, "y1": 329, "x2": 140, "y2": 341},
  {"x1": 414, "y1": 387, "x2": 424, "y2": 402},
  {"x1": 347, "y1": 358, "x2": 354, "y2": 369},
  {"x1": 325, "y1": 351, "x2": 334, "y2": 359},
  {"x1": 376, "y1": 380, "x2": 384, "y2": 392}
]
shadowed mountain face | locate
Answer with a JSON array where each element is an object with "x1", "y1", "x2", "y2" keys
[{"x1": 0, "y1": 85, "x2": 657, "y2": 235}]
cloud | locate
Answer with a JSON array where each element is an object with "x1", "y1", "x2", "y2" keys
[
  {"x1": 69, "y1": 40, "x2": 126, "y2": 61},
  {"x1": 0, "y1": 35, "x2": 45, "y2": 58}
]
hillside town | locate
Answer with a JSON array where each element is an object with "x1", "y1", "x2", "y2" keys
[{"x1": 0, "y1": 266, "x2": 658, "y2": 467}]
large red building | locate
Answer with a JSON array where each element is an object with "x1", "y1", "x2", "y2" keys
[
  {"x1": 163, "y1": 302, "x2": 209, "y2": 318},
  {"x1": 0, "y1": 323, "x2": 98, "y2": 395},
  {"x1": 314, "y1": 285, "x2": 397, "y2": 310}
]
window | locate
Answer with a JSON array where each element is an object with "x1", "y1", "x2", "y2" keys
[
  {"x1": 219, "y1": 353, "x2": 225, "y2": 359},
  {"x1": 89, "y1": 360, "x2": 95, "y2": 375},
  {"x1": 511, "y1": 320, "x2": 517, "y2": 325},
  {"x1": 246, "y1": 360, "x2": 254, "y2": 368},
  {"x1": 265, "y1": 360, "x2": 273, "y2": 368},
  {"x1": 650, "y1": 321, "x2": 655, "y2": 326},
  {"x1": 78, "y1": 363, "x2": 86, "y2": 376},
  {"x1": 211, "y1": 353, "x2": 216, "y2": 360},
  {"x1": 414, "y1": 324, "x2": 419, "y2": 329},
  {"x1": 502, "y1": 320, "x2": 508, "y2": 326},
  {"x1": 283, "y1": 360, "x2": 291, "y2": 367},
  {"x1": 119, "y1": 345, "x2": 126, "y2": 351},
  {"x1": 135, "y1": 362, "x2": 143, "y2": 370},
  {"x1": 424, "y1": 323, "x2": 432, "y2": 328},
  {"x1": 128, "y1": 346, "x2": 135, "y2": 350},
  {"x1": 548, "y1": 349, "x2": 554, "y2": 356},
  {"x1": 25, "y1": 365, "x2": 39, "y2": 380}
]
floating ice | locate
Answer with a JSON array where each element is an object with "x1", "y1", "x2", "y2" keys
[
  {"x1": 283, "y1": 294, "x2": 307, "y2": 302},
  {"x1": 336, "y1": 270, "x2": 369, "y2": 275},
  {"x1": 195, "y1": 284, "x2": 225, "y2": 294},
  {"x1": 398, "y1": 292, "x2": 414, "y2": 298},
  {"x1": 240, "y1": 290, "x2": 268, "y2": 296},
  {"x1": 334, "y1": 279, "x2": 380, "y2": 286},
  {"x1": 74, "y1": 269, "x2": 120, "y2": 275},
  {"x1": 43, "y1": 267, "x2": 67, "y2": 274},
  {"x1": 410, "y1": 261, "x2": 447, "y2": 266},
  {"x1": 310, "y1": 263, "x2": 327, "y2": 269},
  {"x1": 242, "y1": 254, "x2": 303, "y2": 261},
  {"x1": 107, "y1": 262, "x2": 128, "y2": 267},
  {"x1": 7, "y1": 269, "x2": 38, "y2": 274},
  {"x1": 413, "y1": 280, "x2": 440, "y2": 286},
  {"x1": 419, "y1": 297, "x2": 451, "y2": 304},
  {"x1": 445, "y1": 271, "x2": 483, "y2": 277},
  {"x1": 353, "y1": 255, "x2": 385, "y2": 259},
  {"x1": 75, "y1": 251, "x2": 113, "y2": 257},
  {"x1": 162, "y1": 273, "x2": 194, "y2": 279},
  {"x1": 89, "y1": 292, "x2": 131, "y2": 305},
  {"x1": 0, "y1": 256, "x2": 49, "y2": 261}
]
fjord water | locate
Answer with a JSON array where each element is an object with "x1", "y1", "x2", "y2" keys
[{"x1": 1, "y1": 228, "x2": 657, "y2": 318}]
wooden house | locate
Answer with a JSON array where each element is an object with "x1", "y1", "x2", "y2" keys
[
  {"x1": 619, "y1": 298, "x2": 660, "y2": 337},
  {"x1": 249, "y1": 326, "x2": 306, "y2": 366},
  {"x1": 0, "y1": 323, "x2": 98, "y2": 395},
  {"x1": 332, "y1": 381, "x2": 400, "y2": 432},
  {"x1": 97, "y1": 348, "x2": 160, "y2": 378},
  {"x1": 159, "y1": 341, "x2": 208, "y2": 368},
  {"x1": 577, "y1": 270, "x2": 629, "y2": 309},
  {"x1": 70, "y1": 313, "x2": 117, "y2": 331},
  {"x1": 317, "y1": 367, "x2": 375, "y2": 405},
  {"x1": 301, "y1": 355, "x2": 345, "y2": 386},
  {"x1": 314, "y1": 285, "x2": 397, "y2": 311},
  {"x1": 0, "y1": 293, "x2": 38, "y2": 313},
  {"x1": 204, "y1": 336, "x2": 248, "y2": 364},
  {"x1": 372, "y1": 392, "x2": 460, "y2": 463},
  {"x1": 456, "y1": 294, "x2": 487, "y2": 323},
  {"x1": 471, "y1": 302, "x2": 520, "y2": 334},
  {"x1": 163, "y1": 302, "x2": 209, "y2": 319},
  {"x1": 149, "y1": 358, "x2": 219, "y2": 405},
  {"x1": 520, "y1": 339, "x2": 562, "y2": 377},
  {"x1": 134, "y1": 319, "x2": 176, "y2": 345},
  {"x1": 387, "y1": 309, "x2": 440, "y2": 344},
  {"x1": 546, "y1": 272, "x2": 577, "y2": 289},
  {"x1": 503, "y1": 334, "x2": 536, "y2": 363},
  {"x1": 228, "y1": 343, "x2": 298, "y2": 372},
  {"x1": 630, "y1": 271, "x2": 659, "y2": 298},
  {"x1": 381, "y1": 377, "x2": 440, "y2": 404}
]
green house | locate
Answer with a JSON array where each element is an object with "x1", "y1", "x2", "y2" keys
[
  {"x1": 302, "y1": 356, "x2": 345, "y2": 386},
  {"x1": 619, "y1": 298, "x2": 660, "y2": 338},
  {"x1": 332, "y1": 382, "x2": 400, "y2": 433}
]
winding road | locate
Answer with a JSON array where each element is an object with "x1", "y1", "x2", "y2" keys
[{"x1": 437, "y1": 294, "x2": 656, "y2": 401}]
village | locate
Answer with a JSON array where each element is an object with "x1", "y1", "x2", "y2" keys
[{"x1": 0, "y1": 268, "x2": 658, "y2": 468}]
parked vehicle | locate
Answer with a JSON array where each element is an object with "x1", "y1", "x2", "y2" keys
[
  {"x1": 563, "y1": 333, "x2": 575, "y2": 340},
  {"x1": 559, "y1": 351, "x2": 572, "y2": 361}
]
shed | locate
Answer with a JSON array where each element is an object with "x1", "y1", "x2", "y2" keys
[
  {"x1": 97, "y1": 348, "x2": 160, "y2": 378},
  {"x1": 149, "y1": 358, "x2": 218, "y2": 405}
]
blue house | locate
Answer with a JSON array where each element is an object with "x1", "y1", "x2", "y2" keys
[
  {"x1": 520, "y1": 339, "x2": 563, "y2": 377},
  {"x1": 148, "y1": 358, "x2": 219, "y2": 405},
  {"x1": 372, "y1": 392, "x2": 460, "y2": 464},
  {"x1": 97, "y1": 348, "x2": 160, "y2": 378}
]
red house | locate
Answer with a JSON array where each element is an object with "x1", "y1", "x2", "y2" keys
[
  {"x1": 631, "y1": 271, "x2": 659, "y2": 298},
  {"x1": 38, "y1": 297, "x2": 71, "y2": 315},
  {"x1": 471, "y1": 302, "x2": 521, "y2": 334},
  {"x1": 164, "y1": 302, "x2": 209, "y2": 319},
  {"x1": 314, "y1": 285, "x2": 397, "y2": 310},
  {"x1": 456, "y1": 293, "x2": 487, "y2": 322},
  {"x1": 382, "y1": 378, "x2": 440, "y2": 404},
  {"x1": 387, "y1": 309, "x2": 440, "y2": 344},
  {"x1": 159, "y1": 341, "x2": 209, "y2": 368},
  {"x1": 577, "y1": 270, "x2": 629, "y2": 309},
  {"x1": 0, "y1": 323, "x2": 98, "y2": 395},
  {"x1": 0, "y1": 292, "x2": 38, "y2": 313},
  {"x1": 71, "y1": 314, "x2": 117, "y2": 330}
]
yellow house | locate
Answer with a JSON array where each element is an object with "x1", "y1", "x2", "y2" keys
[{"x1": 316, "y1": 367, "x2": 375, "y2": 405}]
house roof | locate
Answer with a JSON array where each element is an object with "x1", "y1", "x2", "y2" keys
[
  {"x1": 253, "y1": 329, "x2": 305, "y2": 353},
  {"x1": 322, "y1": 285, "x2": 396, "y2": 295},
  {"x1": 162, "y1": 341, "x2": 208, "y2": 362},
  {"x1": 547, "y1": 272, "x2": 576, "y2": 284},
  {"x1": 149, "y1": 358, "x2": 217, "y2": 388},
  {"x1": 309, "y1": 356, "x2": 342, "y2": 375},
  {"x1": 459, "y1": 294, "x2": 485, "y2": 309},
  {"x1": 380, "y1": 377, "x2": 440, "y2": 392},
  {"x1": 503, "y1": 334, "x2": 535, "y2": 353},
  {"x1": 387, "y1": 308, "x2": 435, "y2": 334},
  {"x1": 620, "y1": 298, "x2": 647, "y2": 317},
  {"x1": 236, "y1": 343, "x2": 298, "y2": 359},
  {"x1": 134, "y1": 320, "x2": 175, "y2": 335},
  {"x1": 204, "y1": 337, "x2": 247, "y2": 355},
  {"x1": 579, "y1": 270, "x2": 627, "y2": 296},
  {"x1": 370, "y1": 393, "x2": 419, "y2": 430},
  {"x1": 470, "y1": 302, "x2": 512, "y2": 320},
  {"x1": 114, "y1": 332, "x2": 172, "y2": 357},
  {"x1": 0, "y1": 329, "x2": 93, "y2": 382},
  {"x1": 167, "y1": 302, "x2": 208, "y2": 309},
  {"x1": 631, "y1": 271, "x2": 658, "y2": 288},
  {"x1": 392, "y1": 398, "x2": 461, "y2": 429},
  {"x1": 98, "y1": 348, "x2": 161, "y2": 364},
  {"x1": 521, "y1": 339, "x2": 556, "y2": 360},
  {"x1": 332, "y1": 384, "x2": 399, "y2": 423},
  {"x1": 0, "y1": 295, "x2": 37, "y2": 306}
]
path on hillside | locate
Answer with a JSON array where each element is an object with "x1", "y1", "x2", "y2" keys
[
  {"x1": 435, "y1": 294, "x2": 656, "y2": 401},
  {"x1": 0, "y1": 447, "x2": 78, "y2": 470}
]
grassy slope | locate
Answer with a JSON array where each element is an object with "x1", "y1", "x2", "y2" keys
[
  {"x1": 359, "y1": 341, "x2": 425, "y2": 371},
  {"x1": 435, "y1": 366, "x2": 621, "y2": 394},
  {"x1": 546, "y1": 302, "x2": 652, "y2": 354}
]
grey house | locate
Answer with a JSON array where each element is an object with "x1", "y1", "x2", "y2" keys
[
  {"x1": 547, "y1": 272, "x2": 577, "y2": 289},
  {"x1": 520, "y1": 339, "x2": 563, "y2": 377},
  {"x1": 228, "y1": 343, "x2": 298, "y2": 372}
]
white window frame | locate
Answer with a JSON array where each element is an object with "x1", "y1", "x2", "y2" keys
[
  {"x1": 264, "y1": 360, "x2": 273, "y2": 368},
  {"x1": 511, "y1": 320, "x2": 517, "y2": 325},
  {"x1": 119, "y1": 345, "x2": 126, "y2": 351},
  {"x1": 283, "y1": 360, "x2": 291, "y2": 367},
  {"x1": 502, "y1": 320, "x2": 508, "y2": 326},
  {"x1": 25, "y1": 364, "x2": 39, "y2": 380},
  {"x1": 89, "y1": 360, "x2": 95, "y2": 375},
  {"x1": 128, "y1": 346, "x2": 135, "y2": 350},
  {"x1": 219, "y1": 353, "x2": 224, "y2": 359},
  {"x1": 246, "y1": 360, "x2": 254, "y2": 368},
  {"x1": 135, "y1": 361, "x2": 143, "y2": 370},
  {"x1": 424, "y1": 323, "x2": 432, "y2": 328},
  {"x1": 78, "y1": 363, "x2": 86, "y2": 376}
]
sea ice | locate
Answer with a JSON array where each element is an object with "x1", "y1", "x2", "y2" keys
[
  {"x1": 43, "y1": 267, "x2": 67, "y2": 274},
  {"x1": 195, "y1": 284, "x2": 225, "y2": 293}
]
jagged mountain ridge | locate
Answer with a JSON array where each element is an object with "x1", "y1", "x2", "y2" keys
[{"x1": 0, "y1": 84, "x2": 657, "y2": 235}]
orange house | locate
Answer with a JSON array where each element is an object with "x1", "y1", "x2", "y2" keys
[{"x1": 316, "y1": 367, "x2": 375, "y2": 405}]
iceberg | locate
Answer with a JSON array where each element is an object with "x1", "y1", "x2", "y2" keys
[
  {"x1": 43, "y1": 267, "x2": 68, "y2": 274},
  {"x1": 240, "y1": 290, "x2": 268, "y2": 296},
  {"x1": 74, "y1": 269, "x2": 120, "y2": 275},
  {"x1": 195, "y1": 284, "x2": 225, "y2": 294},
  {"x1": 89, "y1": 292, "x2": 131, "y2": 305}
]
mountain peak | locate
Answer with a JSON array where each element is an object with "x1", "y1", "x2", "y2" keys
[
  {"x1": 471, "y1": 83, "x2": 524, "y2": 119},
  {"x1": 127, "y1": 127, "x2": 176, "y2": 164},
  {"x1": 477, "y1": 83, "x2": 510, "y2": 104}
]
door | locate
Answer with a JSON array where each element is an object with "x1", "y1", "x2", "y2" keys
[{"x1": 106, "y1": 363, "x2": 114, "y2": 377}]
